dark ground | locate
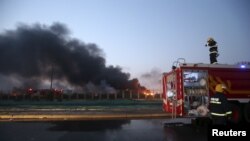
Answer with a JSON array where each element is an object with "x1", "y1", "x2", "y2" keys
[{"x1": 0, "y1": 119, "x2": 208, "y2": 141}]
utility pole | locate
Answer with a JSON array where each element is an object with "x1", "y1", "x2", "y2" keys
[
  {"x1": 50, "y1": 64, "x2": 54, "y2": 91},
  {"x1": 49, "y1": 64, "x2": 54, "y2": 101}
]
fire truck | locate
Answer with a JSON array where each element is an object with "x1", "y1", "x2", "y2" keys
[{"x1": 162, "y1": 59, "x2": 250, "y2": 123}]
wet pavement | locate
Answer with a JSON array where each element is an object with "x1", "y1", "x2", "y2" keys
[
  {"x1": 0, "y1": 119, "x2": 208, "y2": 141},
  {"x1": 1, "y1": 101, "x2": 248, "y2": 141}
]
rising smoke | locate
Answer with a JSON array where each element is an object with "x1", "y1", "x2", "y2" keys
[
  {"x1": 140, "y1": 68, "x2": 162, "y2": 92},
  {"x1": 0, "y1": 23, "x2": 140, "y2": 92}
]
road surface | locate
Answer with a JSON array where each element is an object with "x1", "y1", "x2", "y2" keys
[{"x1": 0, "y1": 119, "x2": 208, "y2": 141}]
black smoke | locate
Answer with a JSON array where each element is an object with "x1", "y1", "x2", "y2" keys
[{"x1": 0, "y1": 23, "x2": 137, "y2": 91}]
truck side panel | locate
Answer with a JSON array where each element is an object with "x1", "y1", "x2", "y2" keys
[{"x1": 208, "y1": 68, "x2": 250, "y2": 99}]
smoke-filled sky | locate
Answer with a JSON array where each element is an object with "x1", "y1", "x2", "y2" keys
[
  {"x1": 1, "y1": 0, "x2": 250, "y2": 91},
  {"x1": 0, "y1": 23, "x2": 142, "y2": 91}
]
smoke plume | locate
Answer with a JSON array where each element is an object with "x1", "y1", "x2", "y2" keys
[
  {"x1": 140, "y1": 68, "x2": 162, "y2": 92},
  {"x1": 0, "y1": 23, "x2": 138, "y2": 92}
]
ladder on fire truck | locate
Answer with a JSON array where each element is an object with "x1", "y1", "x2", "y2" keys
[
  {"x1": 164, "y1": 96, "x2": 195, "y2": 127},
  {"x1": 164, "y1": 58, "x2": 197, "y2": 127},
  {"x1": 171, "y1": 95, "x2": 177, "y2": 119}
]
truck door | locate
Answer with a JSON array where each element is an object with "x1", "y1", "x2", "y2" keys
[{"x1": 162, "y1": 71, "x2": 180, "y2": 117}]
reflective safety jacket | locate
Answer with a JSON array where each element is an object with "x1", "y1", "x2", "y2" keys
[
  {"x1": 209, "y1": 92, "x2": 232, "y2": 117},
  {"x1": 209, "y1": 45, "x2": 218, "y2": 54}
]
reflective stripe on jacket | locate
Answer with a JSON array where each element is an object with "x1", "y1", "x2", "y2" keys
[
  {"x1": 209, "y1": 45, "x2": 218, "y2": 52},
  {"x1": 209, "y1": 92, "x2": 232, "y2": 117}
]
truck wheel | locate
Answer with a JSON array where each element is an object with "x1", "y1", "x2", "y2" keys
[
  {"x1": 244, "y1": 102, "x2": 250, "y2": 123},
  {"x1": 231, "y1": 104, "x2": 242, "y2": 124}
]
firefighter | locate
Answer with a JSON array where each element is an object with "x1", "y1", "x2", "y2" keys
[
  {"x1": 205, "y1": 37, "x2": 219, "y2": 64},
  {"x1": 209, "y1": 84, "x2": 232, "y2": 125}
]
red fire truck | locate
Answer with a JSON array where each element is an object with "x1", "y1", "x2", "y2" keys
[{"x1": 162, "y1": 59, "x2": 250, "y2": 123}]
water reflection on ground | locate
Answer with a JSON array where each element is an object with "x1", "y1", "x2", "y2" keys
[{"x1": 0, "y1": 119, "x2": 207, "y2": 141}]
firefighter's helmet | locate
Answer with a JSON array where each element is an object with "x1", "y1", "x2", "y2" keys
[
  {"x1": 215, "y1": 84, "x2": 226, "y2": 93},
  {"x1": 207, "y1": 37, "x2": 214, "y2": 42}
]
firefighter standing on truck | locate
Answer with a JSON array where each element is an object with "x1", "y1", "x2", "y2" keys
[
  {"x1": 209, "y1": 84, "x2": 232, "y2": 125},
  {"x1": 205, "y1": 37, "x2": 219, "y2": 64}
]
